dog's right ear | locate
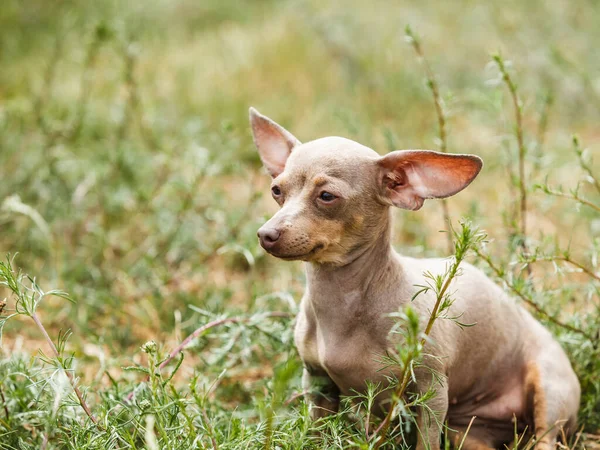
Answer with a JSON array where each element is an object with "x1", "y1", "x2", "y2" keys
[{"x1": 249, "y1": 107, "x2": 300, "y2": 178}]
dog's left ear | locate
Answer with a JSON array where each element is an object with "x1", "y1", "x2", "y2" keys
[
  {"x1": 378, "y1": 150, "x2": 483, "y2": 210},
  {"x1": 249, "y1": 107, "x2": 301, "y2": 178}
]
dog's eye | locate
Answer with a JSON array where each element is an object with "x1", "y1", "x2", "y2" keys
[
  {"x1": 319, "y1": 191, "x2": 337, "y2": 202},
  {"x1": 271, "y1": 186, "x2": 281, "y2": 196}
]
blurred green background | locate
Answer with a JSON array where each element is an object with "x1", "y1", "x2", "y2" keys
[{"x1": 1, "y1": 0, "x2": 599, "y2": 445}]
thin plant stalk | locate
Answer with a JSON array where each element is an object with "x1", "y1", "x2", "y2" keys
[
  {"x1": 527, "y1": 255, "x2": 600, "y2": 283},
  {"x1": 493, "y1": 54, "x2": 529, "y2": 253},
  {"x1": 457, "y1": 416, "x2": 477, "y2": 450},
  {"x1": 371, "y1": 264, "x2": 457, "y2": 448},
  {"x1": 371, "y1": 223, "x2": 481, "y2": 449},
  {"x1": 115, "y1": 38, "x2": 158, "y2": 150},
  {"x1": 125, "y1": 312, "x2": 294, "y2": 402},
  {"x1": 201, "y1": 408, "x2": 218, "y2": 450},
  {"x1": 0, "y1": 386, "x2": 9, "y2": 420},
  {"x1": 31, "y1": 312, "x2": 99, "y2": 426},
  {"x1": 0, "y1": 258, "x2": 101, "y2": 429},
  {"x1": 532, "y1": 91, "x2": 554, "y2": 176},
  {"x1": 69, "y1": 25, "x2": 106, "y2": 140},
  {"x1": 34, "y1": 34, "x2": 64, "y2": 136},
  {"x1": 573, "y1": 136, "x2": 600, "y2": 196},
  {"x1": 540, "y1": 186, "x2": 600, "y2": 213},
  {"x1": 406, "y1": 25, "x2": 453, "y2": 254},
  {"x1": 475, "y1": 248, "x2": 594, "y2": 341}
]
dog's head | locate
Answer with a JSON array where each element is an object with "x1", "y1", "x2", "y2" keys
[{"x1": 250, "y1": 107, "x2": 482, "y2": 265}]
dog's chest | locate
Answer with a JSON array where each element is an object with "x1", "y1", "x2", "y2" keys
[{"x1": 295, "y1": 291, "x2": 394, "y2": 393}]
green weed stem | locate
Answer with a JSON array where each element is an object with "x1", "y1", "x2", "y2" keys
[
  {"x1": 116, "y1": 39, "x2": 158, "y2": 150},
  {"x1": 532, "y1": 91, "x2": 554, "y2": 176},
  {"x1": 125, "y1": 312, "x2": 294, "y2": 403},
  {"x1": 1, "y1": 258, "x2": 101, "y2": 430},
  {"x1": 0, "y1": 386, "x2": 8, "y2": 421},
  {"x1": 573, "y1": 136, "x2": 600, "y2": 196},
  {"x1": 475, "y1": 248, "x2": 594, "y2": 341},
  {"x1": 69, "y1": 25, "x2": 106, "y2": 140},
  {"x1": 493, "y1": 54, "x2": 529, "y2": 252},
  {"x1": 33, "y1": 33, "x2": 63, "y2": 136},
  {"x1": 201, "y1": 407, "x2": 219, "y2": 450},
  {"x1": 159, "y1": 312, "x2": 292, "y2": 370},
  {"x1": 541, "y1": 187, "x2": 600, "y2": 213},
  {"x1": 406, "y1": 26, "x2": 453, "y2": 254},
  {"x1": 371, "y1": 223, "x2": 480, "y2": 449},
  {"x1": 528, "y1": 255, "x2": 600, "y2": 283},
  {"x1": 31, "y1": 312, "x2": 100, "y2": 427}
]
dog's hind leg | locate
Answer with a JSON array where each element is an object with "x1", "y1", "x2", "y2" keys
[{"x1": 525, "y1": 354, "x2": 580, "y2": 450}]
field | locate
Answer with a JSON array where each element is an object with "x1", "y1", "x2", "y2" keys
[{"x1": 1, "y1": 0, "x2": 599, "y2": 448}]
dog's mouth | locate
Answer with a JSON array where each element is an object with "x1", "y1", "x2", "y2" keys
[{"x1": 269, "y1": 244, "x2": 325, "y2": 261}]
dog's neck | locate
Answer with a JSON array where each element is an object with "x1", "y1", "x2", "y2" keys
[{"x1": 305, "y1": 210, "x2": 401, "y2": 308}]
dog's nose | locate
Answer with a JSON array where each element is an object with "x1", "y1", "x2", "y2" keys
[{"x1": 258, "y1": 228, "x2": 281, "y2": 250}]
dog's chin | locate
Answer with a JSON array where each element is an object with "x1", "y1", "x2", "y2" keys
[{"x1": 267, "y1": 244, "x2": 325, "y2": 261}]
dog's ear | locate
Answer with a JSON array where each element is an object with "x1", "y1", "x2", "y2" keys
[
  {"x1": 377, "y1": 150, "x2": 482, "y2": 210},
  {"x1": 249, "y1": 107, "x2": 300, "y2": 178}
]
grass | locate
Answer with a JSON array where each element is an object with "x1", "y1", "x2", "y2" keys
[{"x1": 1, "y1": 0, "x2": 600, "y2": 448}]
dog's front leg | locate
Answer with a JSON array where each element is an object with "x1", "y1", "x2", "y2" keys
[
  {"x1": 303, "y1": 365, "x2": 340, "y2": 420},
  {"x1": 414, "y1": 376, "x2": 448, "y2": 450}
]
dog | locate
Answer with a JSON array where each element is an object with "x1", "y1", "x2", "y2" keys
[{"x1": 249, "y1": 107, "x2": 580, "y2": 450}]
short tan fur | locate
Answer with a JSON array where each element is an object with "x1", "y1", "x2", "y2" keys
[{"x1": 250, "y1": 107, "x2": 580, "y2": 450}]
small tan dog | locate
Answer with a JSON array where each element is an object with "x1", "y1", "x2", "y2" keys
[{"x1": 249, "y1": 107, "x2": 580, "y2": 450}]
